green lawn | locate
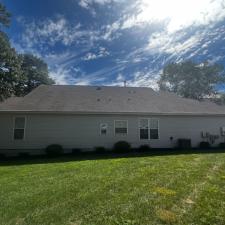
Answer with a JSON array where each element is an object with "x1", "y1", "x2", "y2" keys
[{"x1": 0, "y1": 152, "x2": 225, "y2": 225}]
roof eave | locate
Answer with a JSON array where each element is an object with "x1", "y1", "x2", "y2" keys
[{"x1": 0, "y1": 110, "x2": 225, "y2": 116}]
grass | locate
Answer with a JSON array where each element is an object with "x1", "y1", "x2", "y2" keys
[{"x1": 0, "y1": 151, "x2": 225, "y2": 225}]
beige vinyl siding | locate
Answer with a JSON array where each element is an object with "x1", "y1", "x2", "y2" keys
[{"x1": 0, "y1": 113, "x2": 225, "y2": 155}]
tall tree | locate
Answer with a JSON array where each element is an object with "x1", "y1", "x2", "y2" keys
[
  {"x1": 19, "y1": 54, "x2": 55, "y2": 95},
  {"x1": 159, "y1": 61, "x2": 225, "y2": 100},
  {"x1": 0, "y1": 31, "x2": 23, "y2": 101},
  {"x1": 0, "y1": 3, "x2": 23, "y2": 101},
  {"x1": 0, "y1": 3, "x2": 10, "y2": 28},
  {"x1": 0, "y1": 3, "x2": 55, "y2": 100}
]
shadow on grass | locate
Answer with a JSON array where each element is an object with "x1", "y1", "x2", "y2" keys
[{"x1": 0, "y1": 148, "x2": 225, "y2": 166}]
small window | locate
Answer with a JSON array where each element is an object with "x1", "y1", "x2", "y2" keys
[
  {"x1": 14, "y1": 117, "x2": 25, "y2": 140},
  {"x1": 115, "y1": 120, "x2": 128, "y2": 135},
  {"x1": 100, "y1": 123, "x2": 108, "y2": 135},
  {"x1": 150, "y1": 119, "x2": 159, "y2": 139}
]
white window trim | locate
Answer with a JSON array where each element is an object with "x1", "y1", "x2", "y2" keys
[
  {"x1": 99, "y1": 123, "x2": 108, "y2": 136},
  {"x1": 13, "y1": 116, "x2": 26, "y2": 141},
  {"x1": 114, "y1": 120, "x2": 128, "y2": 136},
  {"x1": 138, "y1": 118, "x2": 160, "y2": 140}
]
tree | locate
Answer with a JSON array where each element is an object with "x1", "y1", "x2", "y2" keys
[
  {"x1": 0, "y1": 3, "x2": 54, "y2": 100},
  {"x1": 0, "y1": 3, "x2": 23, "y2": 101},
  {"x1": 159, "y1": 61, "x2": 225, "y2": 100},
  {"x1": 0, "y1": 3, "x2": 10, "y2": 28},
  {"x1": 0, "y1": 31, "x2": 23, "y2": 101},
  {"x1": 19, "y1": 54, "x2": 55, "y2": 95}
]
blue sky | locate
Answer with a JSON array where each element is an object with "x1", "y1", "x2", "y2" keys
[{"x1": 2, "y1": 0, "x2": 225, "y2": 88}]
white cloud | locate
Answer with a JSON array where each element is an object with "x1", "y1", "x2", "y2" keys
[
  {"x1": 122, "y1": 0, "x2": 225, "y2": 33},
  {"x1": 148, "y1": 31, "x2": 202, "y2": 55},
  {"x1": 18, "y1": 16, "x2": 102, "y2": 50},
  {"x1": 78, "y1": 0, "x2": 122, "y2": 9},
  {"x1": 49, "y1": 67, "x2": 72, "y2": 85},
  {"x1": 102, "y1": 21, "x2": 121, "y2": 41},
  {"x1": 106, "y1": 70, "x2": 160, "y2": 89},
  {"x1": 83, "y1": 53, "x2": 98, "y2": 61},
  {"x1": 83, "y1": 47, "x2": 110, "y2": 60}
]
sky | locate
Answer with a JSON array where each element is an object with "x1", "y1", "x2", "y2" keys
[{"x1": 2, "y1": 0, "x2": 225, "y2": 88}]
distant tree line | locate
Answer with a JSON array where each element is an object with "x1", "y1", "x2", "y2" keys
[
  {"x1": 159, "y1": 60, "x2": 225, "y2": 104},
  {"x1": 0, "y1": 3, "x2": 54, "y2": 101}
]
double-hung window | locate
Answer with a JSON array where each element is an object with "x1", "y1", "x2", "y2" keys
[
  {"x1": 139, "y1": 118, "x2": 159, "y2": 140},
  {"x1": 150, "y1": 119, "x2": 159, "y2": 139},
  {"x1": 139, "y1": 118, "x2": 149, "y2": 140},
  {"x1": 14, "y1": 117, "x2": 26, "y2": 140},
  {"x1": 115, "y1": 120, "x2": 128, "y2": 135}
]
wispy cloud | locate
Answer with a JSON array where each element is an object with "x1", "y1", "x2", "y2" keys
[
  {"x1": 12, "y1": 0, "x2": 225, "y2": 88},
  {"x1": 78, "y1": 0, "x2": 123, "y2": 9},
  {"x1": 17, "y1": 15, "x2": 102, "y2": 51},
  {"x1": 83, "y1": 47, "x2": 110, "y2": 61}
]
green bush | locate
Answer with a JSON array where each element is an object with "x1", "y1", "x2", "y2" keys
[
  {"x1": 0, "y1": 153, "x2": 6, "y2": 159},
  {"x1": 94, "y1": 146, "x2": 106, "y2": 153},
  {"x1": 177, "y1": 139, "x2": 192, "y2": 149},
  {"x1": 113, "y1": 141, "x2": 131, "y2": 153},
  {"x1": 45, "y1": 144, "x2": 63, "y2": 157},
  {"x1": 138, "y1": 145, "x2": 151, "y2": 152},
  {"x1": 18, "y1": 152, "x2": 30, "y2": 158},
  {"x1": 218, "y1": 142, "x2": 225, "y2": 149},
  {"x1": 72, "y1": 148, "x2": 82, "y2": 155},
  {"x1": 199, "y1": 141, "x2": 211, "y2": 149}
]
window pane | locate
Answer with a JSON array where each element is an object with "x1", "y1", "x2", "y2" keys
[
  {"x1": 14, "y1": 129, "x2": 24, "y2": 140},
  {"x1": 115, "y1": 120, "x2": 127, "y2": 128},
  {"x1": 150, "y1": 119, "x2": 158, "y2": 129},
  {"x1": 140, "y1": 129, "x2": 148, "y2": 139},
  {"x1": 15, "y1": 117, "x2": 25, "y2": 129},
  {"x1": 100, "y1": 123, "x2": 107, "y2": 135},
  {"x1": 150, "y1": 129, "x2": 159, "y2": 139},
  {"x1": 101, "y1": 129, "x2": 107, "y2": 135},
  {"x1": 139, "y1": 119, "x2": 148, "y2": 128},
  {"x1": 115, "y1": 128, "x2": 127, "y2": 134},
  {"x1": 115, "y1": 120, "x2": 128, "y2": 135}
]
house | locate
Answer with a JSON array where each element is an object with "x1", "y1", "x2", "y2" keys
[{"x1": 1, "y1": 85, "x2": 225, "y2": 156}]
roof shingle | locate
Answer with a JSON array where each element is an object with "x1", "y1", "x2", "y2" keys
[{"x1": 1, "y1": 85, "x2": 225, "y2": 115}]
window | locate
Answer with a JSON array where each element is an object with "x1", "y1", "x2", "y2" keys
[
  {"x1": 100, "y1": 123, "x2": 108, "y2": 135},
  {"x1": 14, "y1": 117, "x2": 25, "y2": 140},
  {"x1": 115, "y1": 120, "x2": 128, "y2": 135},
  {"x1": 150, "y1": 119, "x2": 159, "y2": 139},
  {"x1": 139, "y1": 118, "x2": 159, "y2": 140},
  {"x1": 139, "y1": 119, "x2": 149, "y2": 140}
]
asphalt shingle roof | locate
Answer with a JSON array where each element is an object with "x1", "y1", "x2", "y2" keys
[{"x1": 1, "y1": 85, "x2": 225, "y2": 115}]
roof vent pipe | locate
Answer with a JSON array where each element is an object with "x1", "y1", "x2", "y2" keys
[{"x1": 123, "y1": 80, "x2": 127, "y2": 87}]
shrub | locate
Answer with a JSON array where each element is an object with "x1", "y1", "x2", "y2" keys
[
  {"x1": 94, "y1": 146, "x2": 106, "y2": 153},
  {"x1": 18, "y1": 152, "x2": 30, "y2": 158},
  {"x1": 113, "y1": 141, "x2": 131, "y2": 153},
  {"x1": 0, "y1": 153, "x2": 6, "y2": 159},
  {"x1": 138, "y1": 144, "x2": 151, "y2": 152},
  {"x1": 45, "y1": 144, "x2": 63, "y2": 157},
  {"x1": 218, "y1": 142, "x2": 225, "y2": 149},
  {"x1": 177, "y1": 139, "x2": 192, "y2": 149},
  {"x1": 72, "y1": 148, "x2": 82, "y2": 155},
  {"x1": 199, "y1": 141, "x2": 211, "y2": 149}
]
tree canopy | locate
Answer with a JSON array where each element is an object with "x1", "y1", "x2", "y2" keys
[
  {"x1": 0, "y1": 3, "x2": 55, "y2": 101},
  {"x1": 0, "y1": 3, "x2": 10, "y2": 27},
  {"x1": 0, "y1": 31, "x2": 23, "y2": 101},
  {"x1": 20, "y1": 54, "x2": 55, "y2": 95},
  {"x1": 159, "y1": 61, "x2": 225, "y2": 100}
]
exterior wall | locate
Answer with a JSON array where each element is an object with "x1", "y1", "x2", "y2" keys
[{"x1": 0, "y1": 113, "x2": 225, "y2": 156}]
